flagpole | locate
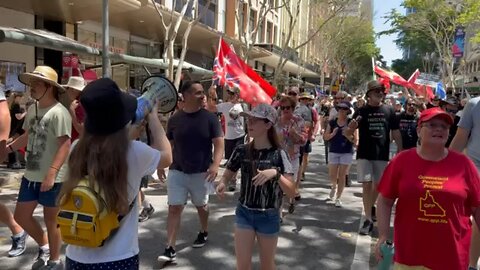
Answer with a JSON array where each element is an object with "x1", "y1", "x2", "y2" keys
[{"x1": 371, "y1": 57, "x2": 375, "y2": 80}]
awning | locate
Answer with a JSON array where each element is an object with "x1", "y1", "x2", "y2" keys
[
  {"x1": 0, "y1": 27, "x2": 213, "y2": 77},
  {"x1": 253, "y1": 46, "x2": 319, "y2": 78}
]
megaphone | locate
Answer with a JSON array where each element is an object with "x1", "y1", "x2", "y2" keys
[{"x1": 134, "y1": 76, "x2": 178, "y2": 123}]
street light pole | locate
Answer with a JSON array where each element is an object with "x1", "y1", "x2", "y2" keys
[{"x1": 102, "y1": 0, "x2": 111, "y2": 78}]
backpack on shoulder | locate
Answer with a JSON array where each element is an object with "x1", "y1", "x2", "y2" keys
[{"x1": 57, "y1": 179, "x2": 134, "y2": 248}]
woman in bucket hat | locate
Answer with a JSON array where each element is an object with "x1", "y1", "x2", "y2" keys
[
  {"x1": 58, "y1": 78, "x2": 172, "y2": 269},
  {"x1": 6, "y1": 66, "x2": 72, "y2": 269},
  {"x1": 63, "y1": 76, "x2": 86, "y2": 141},
  {"x1": 216, "y1": 103, "x2": 296, "y2": 270}
]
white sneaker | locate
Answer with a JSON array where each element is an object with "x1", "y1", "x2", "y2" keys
[
  {"x1": 328, "y1": 188, "x2": 336, "y2": 201},
  {"x1": 335, "y1": 199, "x2": 342, "y2": 207}
]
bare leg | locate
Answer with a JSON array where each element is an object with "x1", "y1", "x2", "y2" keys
[
  {"x1": 362, "y1": 182, "x2": 373, "y2": 220},
  {"x1": 0, "y1": 203, "x2": 23, "y2": 235},
  {"x1": 336, "y1": 165, "x2": 349, "y2": 200},
  {"x1": 14, "y1": 201, "x2": 47, "y2": 246},
  {"x1": 234, "y1": 228, "x2": 256, "y2": 270},
  {"x1": 257, "y1": 234, "x2": 279, "y2": 270},
  {"x1": 328, "y1": 164, "x2": 340, "y2": 190},
  {"x1": 196, "y1": 205, "x2": 209, "y2": 233},
  {"x1": 166, "y1": 205, "x2": 184, "y2": 247},
  {"x1": 43, "y1": 206, "x2": 61, "y2": 260}
]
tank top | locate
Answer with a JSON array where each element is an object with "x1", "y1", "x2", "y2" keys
[{"x1": 328, "y1": 118, "x2": 353, "y2": 154}]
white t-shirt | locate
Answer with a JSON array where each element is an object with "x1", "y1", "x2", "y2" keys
[
  {"x1": 0, "y1": 89, "x2": 5, "y2": 100},
  {"x1": 217, "y1": 102, "x2": 245, "y2": 140},
  {"x1": 66, "y1": 140, "x2": 161, "y2": 264}
]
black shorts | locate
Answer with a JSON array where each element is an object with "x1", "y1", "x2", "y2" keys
[
  {"x1": 300, "y1": 140, "x2": 312, "y2": 155},
  {"x1": 225, "y1": 136, "x2": 245, "y2": 160}
]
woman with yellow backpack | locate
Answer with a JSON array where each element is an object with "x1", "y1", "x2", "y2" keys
[{"x1": 57, "y1": 78, "x2": 172, "y2": 269}]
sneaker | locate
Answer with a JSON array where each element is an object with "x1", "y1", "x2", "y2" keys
[
  {"x1": 138, "y1": 204, "x2": 155, "y2": 222},
  {"x1": 39, "y1": 260, "x2": 63, "y2": 270},
  {"x1": 329, "y1": 187, "x2": 336, "y2": 201},
  {"x1": 8, "y1": 231, "x2": 28, "y2": 257},
  {"x1": 372, "y1": 206, "x2": 377, "y2": 222},
  {"x1": 192, "y1": 231, "x2": 208, "y2": 248},
  {"x1": 359, "y1": 219, "x2": 373, "y2": 235},
  {"x1": 288, "y1": 203, "x2": 295, "y2": 214},
  {"x1": 335, "y1": 199, "x2": 342, "y2": 208},
  {"x1": 31, "y1": 248, "x2": 50, "y2": 270},
  {"x1": 158, "y1": 246, "x2": 176, "y2": 263}
]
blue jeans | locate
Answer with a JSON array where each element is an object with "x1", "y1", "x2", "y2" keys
[{"x1": 235, "y1": 203, "x2": 280, "y2": 236}]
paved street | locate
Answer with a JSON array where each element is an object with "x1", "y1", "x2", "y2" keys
[{"x1": 0, "y1": 141, "x2": 378, "y2": 270}]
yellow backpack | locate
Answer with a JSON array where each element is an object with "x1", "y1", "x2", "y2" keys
[{"x1": 57, "y1": 179, "x2": 133, "y2": 248}]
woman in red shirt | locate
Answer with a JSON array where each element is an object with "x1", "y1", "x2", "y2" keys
[{"x1": 376, "y1": 107, "x2": 480, "y2": 270}]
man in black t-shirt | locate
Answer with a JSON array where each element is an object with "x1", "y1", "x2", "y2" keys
[
  {"x1": 347, "y1": 80, "x2": 403, "y2": 235},
  {"x1": 398, "y1": 98, "x2": 419, "y2": 150},
  {"x1": 158, "y1": 81, "x2": 224, "y2": 263}
]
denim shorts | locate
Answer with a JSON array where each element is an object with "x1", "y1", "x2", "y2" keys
[
  {"x1": 328, "y1": 152, "x2": 354, "y2": 165},
  {"x1": 235, "y1": 203, "x2": 280, "y2": 236},
  {"x1": 17, "y1": 177, "x2": 62, "y2": 207},
  {"x1": 66, "y1": 255, "x2": 139, "y2": 270}
]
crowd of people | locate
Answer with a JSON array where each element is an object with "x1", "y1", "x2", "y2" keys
[{"x1": 0, "y1": 64, "x2": 480, "y2": 270}]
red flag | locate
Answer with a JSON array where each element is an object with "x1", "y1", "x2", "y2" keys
[
  {"x1": 374, "y1": 65, "x2": 410, "y2": 88},
  {"x1": 407, "y1": 69, "x2": 434, "y2": 100},
  {"x1": 213, "y1": 38, "x2": 276, "y2": 105}
]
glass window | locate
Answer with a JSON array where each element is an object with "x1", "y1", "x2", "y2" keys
[
  {"x1": 249, "y1": 9, "x2": 256, "y2": 36},
  {"x1": 258, "y1": 21, "x2": 265, "y2": 43},
  {"x1": 199, "y1": 0, "x2": 216, "y2": 28},
  {"x1": 0, "y1": 61, "x2": 26, "y2": 92},
  {"x1": 175, "y1": 0, "x2": 194, "y2": 18},
  {"x1": 266, "y1": 22, "x2": 272, "y2": 43}
]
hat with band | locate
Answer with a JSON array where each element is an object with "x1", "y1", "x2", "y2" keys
[
  {"x1": 62, "y1": 76, "x2": 86, "y2": 92},
  {"x1": 240, "y1": 103, "x2": 277, "y2": 124},
  {"x1": 18, "y1": 66, "x2": 65, "y2": 93}
]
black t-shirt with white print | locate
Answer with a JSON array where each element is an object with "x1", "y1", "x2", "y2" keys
[
  {"x1": 226, "y1": 144, "x2": 293, "y2": 210},
  {"x1": 352, "y1": 104, "x2": 399, "y2": 161}
]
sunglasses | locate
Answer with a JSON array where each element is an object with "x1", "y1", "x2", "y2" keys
[
  {"x1": 280, "y1": 106, "x2": 293, "y2": 110},
  {"x1": 288, "y1": 92, "x2": 298, "y2": 96}
]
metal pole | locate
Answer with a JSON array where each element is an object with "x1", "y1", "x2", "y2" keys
[{"x1": 102, "y1": 0, "x2": 111, "y2": 78}]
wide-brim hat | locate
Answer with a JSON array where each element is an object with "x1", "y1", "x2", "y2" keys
[
  {"x1": 240, "y1": 103, "x2": 277, "y2": 125},
  {"x1": 366, "y1": 80, "x2": 386, "y2": 94},
  {"x1": 80, "y1": 78, "x2": 137, "y2": 135},
  {"x1": 418, "y1": 107, "x2": 453, "y2": 126},
  {"x1": 298, "y1": 92, "x2": 314, "y2": 100},
  {"x1": 62, "y1": 76, "x2": 86, "y2": 92},
  {"x1": 18, "y1": 66, "x2": 65, "y2": 93},
  {"x1": 439, "y1": 96, "x2": 459, "y2": 107},
  {"x1": 335, "y1": 101, "x2": 353, "y2": 114}
]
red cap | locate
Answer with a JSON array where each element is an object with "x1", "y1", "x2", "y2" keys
[{"x1": 418, "y1": 107, "x2": 453, "y2": 125}]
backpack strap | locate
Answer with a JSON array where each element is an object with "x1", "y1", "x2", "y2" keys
[{"x1": 118, "y1": 195, "x2": 138, "y2": 222}]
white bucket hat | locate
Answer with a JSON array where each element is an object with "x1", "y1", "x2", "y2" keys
[{"x1": 62, "y1": 76, "x2": 86, "y2": 92}]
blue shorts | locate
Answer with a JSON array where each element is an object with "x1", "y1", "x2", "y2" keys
[
  {"x1": 235, "y1": 203, "x2": 280, "y2": 236},
  {"x1": 17, "y1": 177, "x2": 62, "y2": 207},
  {"x1": 66, "y1": 255, "x2": 139, "y2": 270}
]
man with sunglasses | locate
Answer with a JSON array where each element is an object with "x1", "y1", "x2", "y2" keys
[
  {"x1": 347, "y1": 80, "x2": 402, "y2": 235},
  {"x1": 216, "y1": 87, "x2": 245, "y2": 191},
  {"x1": 397, "y1": 98, "x2": 419, "y2": 150},
  {"x1": 440, "y1": 96, "x2": 460, "y2": 147}
]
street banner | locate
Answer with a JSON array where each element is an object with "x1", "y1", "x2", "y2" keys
[
  {"x1": 414, "y1": 72, "x2": 441, "y2": 88},
  {"x1": 452, "y1": 27, "x2": 465, "y2": 58},
  {"x1": 407, "y1": 69, "x2": 434, "y2": 100},
  {"x1": 213, "y1": 38, "x2": 276, "y2": 105}
]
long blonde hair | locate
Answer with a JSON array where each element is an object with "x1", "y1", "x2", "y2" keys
[{"x1": 58, "y1": 128, "x2": 130, "y2": 214}]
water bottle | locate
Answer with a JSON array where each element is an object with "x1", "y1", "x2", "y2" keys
[
  {"x1": 134, "y1": 76, "x2": 178, "y2": 124},
  {"x1": 378, "y1": 240, "x2": 394, "y2": 270}
]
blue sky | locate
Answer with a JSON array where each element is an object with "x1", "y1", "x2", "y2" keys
[{"x1": 373, "y1": 0, "x2": 405, "y2": 66}]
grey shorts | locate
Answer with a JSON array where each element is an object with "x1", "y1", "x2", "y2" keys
[
  {"x1": 167, "y1": 170, "x2": 209, "y2": 206},
  {"x1": 329, "y1": 152, "x2": 354, "y2": 165},
  {"x1": 356, "y1": 159, "x2": 388, "y2": 183}
]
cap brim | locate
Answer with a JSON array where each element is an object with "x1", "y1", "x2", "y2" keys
[
  {"x1": 420, "y1": 112, "x2": 454, "y2": 125},
  {"x1": 62, "y1": 85, "x2": 84, "y2": 92},
  {"x1": 19, "y1": 73, "x2": 65, "y2": 93}
]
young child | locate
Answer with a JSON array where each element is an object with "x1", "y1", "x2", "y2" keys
[
  {"x1": 58, "y1": 78, "x2": 172, "y2": 269},
  {"x1": 216, "y1": 103, "x2": 296, "y2": 270}
]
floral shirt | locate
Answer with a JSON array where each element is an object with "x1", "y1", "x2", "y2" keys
[{"x1": 275, "y1": 115, "x2": 306, "y2": 160}]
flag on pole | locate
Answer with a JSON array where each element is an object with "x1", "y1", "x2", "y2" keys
[
  {"x1": 213, "y1": 38, "x2": 276, "y2": 106},
  {"x1": 374, "y1": 64, "x2": 410, "y2": 88},
  {"x1": 407, "y1": 69, "x2": 434, "y2": 100},
  {"x1": 435, "y1": 82, "x2": 446, "y2": 100}
]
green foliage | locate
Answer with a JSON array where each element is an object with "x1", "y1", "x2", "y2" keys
[
  {"x1": 458, "y1": 0, "x2": 480, "y2": 43},
  {"x1": 391, "y1": 57, "x2": 424, "y2": 79}
]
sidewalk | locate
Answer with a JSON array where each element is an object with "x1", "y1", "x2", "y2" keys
[{"x1": 0, "y1": 141, "x2": 378, "y2": 270}]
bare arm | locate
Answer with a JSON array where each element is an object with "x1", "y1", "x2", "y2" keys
[
  {"x1": 0, "y1": 100, "x2": 10, "y2": 161},
  {"x1": 211, "y1": 137, "x2": 224, "y2": 168},
  {"x1": 450, "y1": 127, "x2": 469, "y2": 152},
  {"x1": 41, "y1": 135, "x2": 71, "y2": 191},
  {"x1": 375, "y1": 194, "x2": 395, "y2": 260},
  {"x1": 147, "y1": 111, "x2": 172, "y2": 170},
  {"x1": 278, "y1": 173, "x2": 296, "y2": 199},
  {"x1": 7, "y1": 132, "x2": 28, "y2": 153},
  {"x1": 392, "y1": 129, "x2": 403, "y2": 152}
]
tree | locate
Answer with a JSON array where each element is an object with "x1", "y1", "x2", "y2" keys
[
  {"x1": 272, "y1": 0, "x2": 353, "y2": 88},
  {"x1": 458, "y1": 0, "x2": 480, "y2": 43},
  {"x1": 382, "y1": 0, "x2": 478, "y2": 89},
  {"x1": 151, "y1": 0, "x2": 211, "y2": 89}
]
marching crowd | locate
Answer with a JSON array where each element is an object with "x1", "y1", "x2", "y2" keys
[{"x1": 0, "y1": 64, "x2": 480, "y2": 270}]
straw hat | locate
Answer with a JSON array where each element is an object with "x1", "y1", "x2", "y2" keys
[
  {"x1": 62, "y1": 76, "x2": 86, "y2": 92},
  {"x1": 18, "y1": 66, "x2": 64, "y2": 92}
]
